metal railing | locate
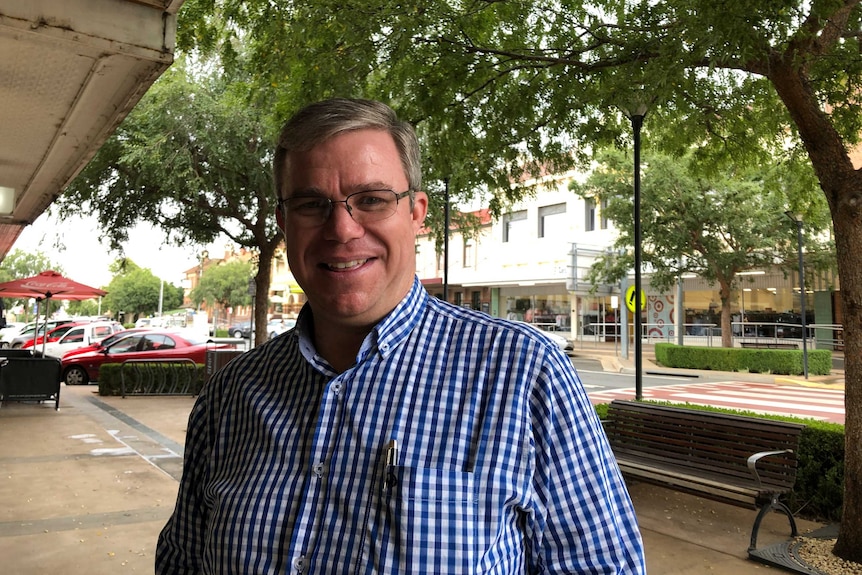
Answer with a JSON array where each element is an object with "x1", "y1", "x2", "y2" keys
[
  {"x1": 120, "y1": 358, "x2": 199, "y2": 397},
  {"x1": 573, "y1": 320, "x2": 844, "y2": 352}
]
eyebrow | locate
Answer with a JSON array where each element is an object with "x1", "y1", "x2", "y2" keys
[{"x1": 288, "y1": 182, "x2": 395, "y2": 197}]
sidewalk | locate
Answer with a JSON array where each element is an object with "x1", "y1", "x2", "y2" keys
[
  {"x1": 569, "y1": 340, "x2": 846, "y2": 390},
  {"x1": 1, "y1": 378, "x2": 827, "y2": 574}
]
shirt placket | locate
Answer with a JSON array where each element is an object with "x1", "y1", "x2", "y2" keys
[{"x1": 287, "y1": 373, "x2": 347, "y2": 574}]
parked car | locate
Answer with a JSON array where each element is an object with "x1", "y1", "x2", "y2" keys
[
  {"x1": 1, "y1": 319, "x2": 76, "y2": 348},
  {"x1": 40, "y1": 321, "x2": 124, "y2": 359},
  {"x1": 19, "y1": 321, "x2": 87, "y2": 350},
  {"x1": 60, "y1": 327, "x2": 154, "y2": 361},
  {"x1": 61, "y1": 329, "x2": 224, "y2": 385},
  {"x1": 267, "y1": 318, "x2": 296, "y2": 340},
  {"x1": 227, "y1": 321, "x2": 252, "y2": 339}
]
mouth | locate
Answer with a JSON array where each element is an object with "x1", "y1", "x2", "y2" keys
[{"x1": 323, "y1": 258, "x2": 369, "y2": 271}]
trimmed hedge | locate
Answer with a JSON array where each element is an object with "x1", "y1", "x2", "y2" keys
[
  {"x1": 654, "y1": 342, "x2": 832, "y2": 375},
  {"x1": 594, "y1": 400, "x2": 844, "y2": 523}
]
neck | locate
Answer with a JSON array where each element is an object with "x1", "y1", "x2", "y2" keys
[{"x1": 312, "y1": 320, "x2": 372, "y2": 373}]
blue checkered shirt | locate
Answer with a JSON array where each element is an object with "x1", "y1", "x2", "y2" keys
[{"x1": 156, "y1": 278, "x2": 645, "y2": 574}]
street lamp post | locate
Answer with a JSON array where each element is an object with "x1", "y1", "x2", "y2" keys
[
  {"x1": 624, "y1": 104, "x2": 648, "y2": 401},
  {"x1": 785, "y1": 212, "x2": 809, "y2": 379}
]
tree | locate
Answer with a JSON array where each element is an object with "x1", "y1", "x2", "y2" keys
[
  {"x1": 190, "y1": 260, "x2": 253, "y2": 325},
  {"x1": 173, "y1": 0, "x2": 862, "y2": 559},
  {"x1": 102, "y1": 262, "x2": 182, "y2": 323},
  {"x1": 0, "y1": 249, "x2": 66, "y2": 320},
  {"x1": 58, "y1": 58, "x2": 282, "y2": 345},
  {"x1": 573, "y1": 149, "x2": 834, "y2": 347}
]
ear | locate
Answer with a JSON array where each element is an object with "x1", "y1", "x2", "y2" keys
[
  {"x1": 275, "y1": 203, "x2": 286, "y2": 232},
  {"x1": 411, "y1": 191, "x2": 429, "y2": 230}
]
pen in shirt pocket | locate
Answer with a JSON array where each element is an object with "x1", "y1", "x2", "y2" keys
[{"x1": 384, "y1": 439, "x2": 398, "y2": 489}]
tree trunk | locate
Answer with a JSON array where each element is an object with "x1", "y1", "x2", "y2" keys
[
  {"x1": 719, "y1": 279, "x2": 733, "y2": 348},
  {"x1": 769, "y1": 61, "x2": 862, "y2": 562},
  {"x1": 831, "y1": 197, "x2": 862, "y2": 561},
  {"x1": 253, "y1": 245, "x2": 275, "y2": 348}
]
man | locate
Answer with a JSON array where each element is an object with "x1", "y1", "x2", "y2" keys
[{"x1": 156, "y1": 98, "x2": 645, "y2": 574}]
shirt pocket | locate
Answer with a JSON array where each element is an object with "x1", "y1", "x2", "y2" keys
[{"x1": 382, "y1": 465, "x2": 479, "y2": 572}]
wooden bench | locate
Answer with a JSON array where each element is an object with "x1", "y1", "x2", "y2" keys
[
  {"x1": 740, "y1": 341, "x2": 798, "y2": 349},
  {"x1": 0, "y1": 356, "x2": 62, "y2": 410},
  {"x1": 603, "y1": 400, "x2": 805, "y2": 552}
]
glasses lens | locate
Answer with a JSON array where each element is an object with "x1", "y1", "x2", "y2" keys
[
  {"x1": 347, "y1": 190, "x2": 399, "y2": 222},
  {"x1": 283, "y1": 196, "x2": 330, "y2": 225}
]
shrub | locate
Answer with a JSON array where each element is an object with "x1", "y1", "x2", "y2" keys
[{"x1": 654, "y1": 342, "x2": 831, "y2": 375}]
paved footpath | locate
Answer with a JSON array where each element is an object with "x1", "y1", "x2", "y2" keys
[
  {"x1": 1, "y1": 383, "x2": 826, "y2": 574},
  {"x1": 589, "y1": 379, "x2": 846, "y2": 424}
]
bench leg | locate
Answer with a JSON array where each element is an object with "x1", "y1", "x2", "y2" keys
[{"x1": 749, "y1": 495, "x2": 798, "y2": 551}]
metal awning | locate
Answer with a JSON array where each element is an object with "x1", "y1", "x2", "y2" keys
[{"x1": 0, "y1": 0, "x2": 184, "y2": 261}]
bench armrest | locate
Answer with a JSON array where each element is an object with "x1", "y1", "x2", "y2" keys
[{"x1": 747, "y1": 449, "x2": 794, "y2": 487}]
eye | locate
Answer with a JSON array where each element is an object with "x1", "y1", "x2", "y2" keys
[
  {"x1": 288, "y1": 196, "x2": 330, "y2": 213},
  {"x1": 352, "y1": 190, "x2": 393, "y2": 210}
]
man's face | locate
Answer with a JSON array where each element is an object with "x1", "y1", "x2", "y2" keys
[{"x1": 277, "y1": 129, "x2": 428, "y2": 330}]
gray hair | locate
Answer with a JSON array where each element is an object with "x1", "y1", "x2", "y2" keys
[{"x1": 273, "y1": 98, "x2": 422, "y2": 201}]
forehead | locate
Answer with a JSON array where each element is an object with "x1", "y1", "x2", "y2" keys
[{"x1": 283, "y1": 130, "x2": 406, "y2": 192}]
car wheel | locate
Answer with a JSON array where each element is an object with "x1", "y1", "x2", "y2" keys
[
  {"x1": 11, "y1": 342, "x2": 21, "y2": 349},
  {"x1": 232, "y1": 330, "x2": 243, "y2": 338},
  {"x1": 63, "y1": 366, "x2": 89, "y2": 386},
  {"x1": 269, "y1": 331, "x2": 278, "y2": 340}
]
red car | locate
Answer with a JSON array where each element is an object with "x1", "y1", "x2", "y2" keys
[
  {"x1": 60, "y1": 327, "x2": 151, "y2": 360},
  {"x1": 20, "y1": 321, "x2": 87, "y2": 350},
  {"x1": 61, "y1": 329, "x2": 232, "y2": 385}
]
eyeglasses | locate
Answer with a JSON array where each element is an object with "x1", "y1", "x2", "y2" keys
[{"x1": 278, "y1": 189, "x2": 412, "y2": 227}]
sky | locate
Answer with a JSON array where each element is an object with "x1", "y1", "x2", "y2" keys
[{"x1": 11, "y1": 211, "x2": 226, "y2": 288}]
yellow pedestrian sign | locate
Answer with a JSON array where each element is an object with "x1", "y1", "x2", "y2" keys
[{"x1": 625, "y1": 285, "x2": 646, "y2": 313}]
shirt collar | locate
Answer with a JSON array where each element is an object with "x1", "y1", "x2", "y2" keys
[{"x1": 294, "y1": 276, "x2": 428, "y2": 371}]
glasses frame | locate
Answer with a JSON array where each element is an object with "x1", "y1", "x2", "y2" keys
[{"x1": 278, "y1": 189, "x2": 413, "y2": 227}]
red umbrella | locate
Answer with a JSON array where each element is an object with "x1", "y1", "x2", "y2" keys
[
  {"x1": 0, "y1": 271, "x2": 107, "y2": 355},
  {"x1": 0, "y1": 270, "x2": 107, "y2": 300}
]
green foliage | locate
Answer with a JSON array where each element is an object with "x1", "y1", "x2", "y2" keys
[
  {"x1": 791, "y1": 424, "x2": 845, "y2": 522},
  {"x1": 654, "y1": 342, "x2": 832, "y2": 375},
  {"x1": 571, "y1": 150, "x2": 831, "y2": 292},
  {"x1": 190, "y1": 260, "x2": 253, "y2": 316},
  {"x1": 101, "y1": 260, "x2": 183, "y2": 320}
]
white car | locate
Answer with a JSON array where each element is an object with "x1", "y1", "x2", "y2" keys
[
  {"x1": 39, "y1": 321, "x2": 125, "y2": 358},
  {"x1": 515, "y1": 321, "x2": 572, "y2": 352},
  {"x1": 267, "y1": 318, "x2": 296, "y2": 340}
]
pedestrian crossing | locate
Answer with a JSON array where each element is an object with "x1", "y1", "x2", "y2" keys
[{"x1": 588, "y1": 380, "x2": 845, "y2": 424}]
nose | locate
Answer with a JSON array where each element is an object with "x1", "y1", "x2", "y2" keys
[{"x1": 322, "y1": 199, "x2": 364, "y2": 241}]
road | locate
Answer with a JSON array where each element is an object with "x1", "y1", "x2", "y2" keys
[{"x1": 571, "y1": 358, "x2": 845, "y2": 425}]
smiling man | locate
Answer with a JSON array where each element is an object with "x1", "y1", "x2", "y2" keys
[{"x1": 156, "y1": 98, "x2": 645, "y2": 574}]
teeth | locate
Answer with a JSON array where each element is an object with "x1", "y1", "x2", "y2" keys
[{"x1": 327, "y1": 259, "x2": 367, "y2": 270}]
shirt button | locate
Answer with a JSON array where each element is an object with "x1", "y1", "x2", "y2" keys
[
  {"x1": 293, "y1": 556, "x2": 306, "y2": 572},
  {"x1": 380, "y1": 342, "x2": 389, "y2": 351},
  {"x1": 331, "y1": 382, "x2": 342, "y2": 395},
  {"x1": 312, "y1": 462, "x2": 325, "y2": 477}
]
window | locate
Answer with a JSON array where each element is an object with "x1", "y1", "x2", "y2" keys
[
  {"x1": 503, "y1": 210, "x2": 528, "y2": 242},
  {"x1": 471, "y1": 291, "x2": 481, "y2": 310},
  {"x1": 62, "y1": 328, "x2": 85, "y2": 344},
  {"x1": 600, "y1": 198, "x2": 609, "y2": 230},
  {"x1": 463, "y1": 238, "x2": 474, "y2": 267},
  {"x1": 538, "y1": 203, "x2": 567, "y2": 238},
  {"x1": 585, "y1": 198, "x2": 596, "y2": 231}
]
